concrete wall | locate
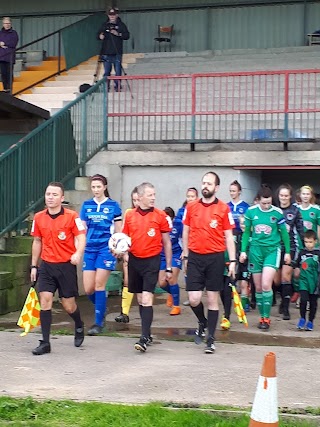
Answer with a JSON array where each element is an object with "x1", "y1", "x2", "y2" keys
[{"x1": 85, "y1": 151, "x2": 262, "y2": 211}]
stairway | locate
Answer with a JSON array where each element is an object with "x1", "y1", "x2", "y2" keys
[
  {"x1": 0, "y1": 237, "x2": 32, "y2": 315},
  {"x1": 1, "y1": 57, "x2": 66, "y2": 95},
  {"x1": 16, "y1": 53, "x2": 144, "y2": 115}
]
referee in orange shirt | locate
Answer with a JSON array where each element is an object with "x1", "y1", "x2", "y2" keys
[
  {"x1": 30, "y1": 182, "x2": 86, "y2": 355},
  {"x1": 122, "y1": 182, "x2": 173, "y2": 352},
  {"x1": 182, "y1": 171, "x2": 236, "y2": 354}
]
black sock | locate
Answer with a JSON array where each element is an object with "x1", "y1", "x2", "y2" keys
[
  {"x1": 191, "y1": 302, "x2": 207, "y2": 327},
  {"x1": 40, "y1": 309, "x2": 52, "y2": 343},
  {"x1": 141, "y1": 306, "x2": 153, "y2": 338},
  {"x1": 309, "y1": 295, "x2": 318, "y2": 322},
  {"x1": 68, "y1": 306, "x2": 83, "y2": 329},
  {"x1": 282, "y1": 283, "x2": 292, "y2": 312},
  {"x1": 207, "y1": 309, "x2": 219, "y2": 338},
  {"x1": 300, "y1": 290, "x2": 308, "y2": 319},
  {"x1": 139, "y1": 304, "x2": 143, "y2": 318}
]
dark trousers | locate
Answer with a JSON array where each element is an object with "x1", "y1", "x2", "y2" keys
[{"x1": 0, "y1": 61, "x2": 13, "y2": 92}]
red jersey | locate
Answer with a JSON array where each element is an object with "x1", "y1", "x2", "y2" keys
[
  {"x1": 122, "y1": 207, "x2": 172, "y2": 258},
  {"x1": 183, "y1": 199, "x2": 234, "y2": 254},
  {"x1": 31, "y1": 208, "x2": 86, "y2": 263}
]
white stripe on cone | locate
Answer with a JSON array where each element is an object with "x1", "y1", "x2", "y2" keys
[{"x1": 250, "y1": 376, "x2": 278, "y2": 423}]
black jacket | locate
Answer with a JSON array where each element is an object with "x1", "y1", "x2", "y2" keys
[{"x1": 97, "y1": 18, "x2": 130, "y2": 55}]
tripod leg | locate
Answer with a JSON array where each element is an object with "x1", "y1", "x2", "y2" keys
[{"x1": 121, "y1": 65, "x2": 134, "y2": 100}]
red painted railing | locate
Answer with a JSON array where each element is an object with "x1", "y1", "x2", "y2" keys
[{"x1": 107, "y1": 69, "x2": 320, "y2": 144}]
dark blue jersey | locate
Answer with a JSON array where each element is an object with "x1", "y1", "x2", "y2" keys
[
  {"x1": 176, "y1": 206, "x2": 185, "y2": 221},
  {"x1": 227, "y1": 200, "x2": 250, "y2": 232},
  {"x1": 161, "y1": 216, "x2": 183, "y2": 257},
  {"x1": 80, "y1": 197, "x2": 122, "y2": 252}
]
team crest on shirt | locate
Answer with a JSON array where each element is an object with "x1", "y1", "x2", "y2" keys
[
  {"x1": 270, "y1": 216, "x2": 277, "y2": 223},
  {"x1": 239, "y1": 207, "x2": 244, "y2": 213},
  {"x1": 58, "y1": 232, "x2": 66, "y2": 240},
  {"x1": 87, "y1": 208, "x2": 92, "y2": 212},
  {"x1": 287, "y1": 214, "x2": 293, "y2": 221},
  {"x1": 209, "y1": 219, "x2": 218, "y2": 228},
  {"x1": 148, "y1": 228, "x2": 156, "y2": 237},
  {"x1": 310, "y1": 212, "x2": 315, "y2": 218},
  {"x1": 103, "y1": 207, "x2": 109, "y2": 214}
]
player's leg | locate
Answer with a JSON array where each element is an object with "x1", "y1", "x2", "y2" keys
[
  {"x1": 187, "y1": 251, "x2": 206, "y2": 339},
  {"x1": 261, "y1": 247, "x2": 281, "y2": 329},
  {"x1": 115, "y1": 260, "x2": 134, "y2": 323},
  {"x1": 280, "y1": 264, "x2": 294, "y2": 320},
  {"x1": 297, "y1": 290, "x2": 308, "y2": 329},
  {"x1": 168, "y1": 255, "x2": 182, "y2": 315},
  {"x1": 307, "y1": 294, "x2": 318, "y2": 330},
  {"x1": 204, "y1": 252, "x2": 225, "y2": 353},
  {"x1": 32, "y1": 262, "x2": 56, "y2": 355},
  {"x1": 158, "y1": 256, "x2": 173, "y2": 308},
  {"x1": 58, "y1": 263, "x2": 84, "y2": 347},
  {"x1": 220, "y1": 275, "x2": 232, "y2": 330}
]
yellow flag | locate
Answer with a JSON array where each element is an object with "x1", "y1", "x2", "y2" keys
[
  {"x1": 230, "y1": 284, "x2": 248, "y2": 327},
  {"x1": 17, "y1": 287, "x2": 41, "y2": 336}
]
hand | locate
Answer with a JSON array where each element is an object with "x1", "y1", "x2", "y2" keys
[
  {"x1": 99, "y1": 33, "x2": 105, "y2": 40},
  {"x1": 165, "y1": 272, "x2": 173, "y2": 281},
  {"x1": 228, "y1": 262, "x2": 236, "y2": 279},
  {"x1": 70, "y1": 252, "x2": 82, "y2": 265},
  {"x1": 0, "y1": 41, "x2": 4, "y2": 47},
  {"x1": 284, "y1": 253, "x2": 291, "y2": 265},
  {"x1": 30, "y1": 267, "x2": 38, "y2": 282},
  {"x1": 239, "y1": 252, "x2": 247, "y2": 263},
  {"x1": 110, "y1": 29, "x2": 119, "y2": 36},
  {"x1": 183, "y1": 259, "x2": 188, "y2": 276}
]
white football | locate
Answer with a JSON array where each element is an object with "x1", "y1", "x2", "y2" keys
[{"x1": 108, "y1": 232, "x2": 131, "y2": 255}]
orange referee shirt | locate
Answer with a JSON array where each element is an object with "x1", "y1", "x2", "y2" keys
[
  {"x1": 31, "y1": 208, "x2": 86, "y2": 263},
  {"x1": 122, "y1": 207, "x2": 172, "y2": 258},
  {"x1": 183, "y1": 199, "x2": 234, "y2": 254}
]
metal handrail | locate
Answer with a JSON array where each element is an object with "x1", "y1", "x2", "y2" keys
[{"x1": 0, "y1": 77, "x2": 107, "y2": 237}]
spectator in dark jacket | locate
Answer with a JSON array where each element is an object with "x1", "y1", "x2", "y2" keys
[
  {"x1": 0, "y1": 17, "x2": 19, "y2": 93},
  {"x1": 97, "y1": 8, "x2": 129, "y2": 91}
]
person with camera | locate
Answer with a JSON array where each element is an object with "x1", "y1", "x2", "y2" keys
[{"x1": 97, "y1": 8, "x2": 130, "y2": 92}]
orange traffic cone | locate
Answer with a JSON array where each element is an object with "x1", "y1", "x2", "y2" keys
[{"x1": 249, "y1": 352, "x2": 278, "y2": 427}]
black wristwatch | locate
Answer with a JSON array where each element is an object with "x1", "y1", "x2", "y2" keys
[
  {"x1": 165, "y1": 267, "x2": 173, "y2": 273},
  {"x1": 30, "y1": 265, "x2": 38, "y2": 269}
]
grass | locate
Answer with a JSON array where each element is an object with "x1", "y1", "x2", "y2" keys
[{"x1": 0, "y1": 397, "x2": 318, "y2": 427}]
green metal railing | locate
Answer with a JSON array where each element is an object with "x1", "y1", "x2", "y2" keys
[{"x1": 0, "y1": 78, "x2": 107, "y2": 237}]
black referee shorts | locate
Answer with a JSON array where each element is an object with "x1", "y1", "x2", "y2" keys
[
  {"x1": 38, "y1": 261, "x2": 79, "y2": 298},
  {"x1": 186, "y1": 250, "x2": 225, "y2": 292},
  {"x1": 128, "y1": 253, "x2": 160, "y2": 294}
]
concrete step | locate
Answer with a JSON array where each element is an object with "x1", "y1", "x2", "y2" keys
[
  {"x1": 6, "y1": 237, "x2": 33, "y2": 254},
  {"x1": 19, "y1": 93, "x2": 77, "y2": 102},
  {"x1": 0, "y1": 272, "x2": 12, "y2": 291},
  {"x1": 64, "y1": 189, "x2": 92, "y2": 205},
  {"x1": 0, "y1": 254, "x2": 30, "y2": 280},
  {"x1": 32, "y1": 86, "x2": 79, "y2": 94},
  {"x1": 43, "y1": 79, "x2": 95, "y2": 87}
]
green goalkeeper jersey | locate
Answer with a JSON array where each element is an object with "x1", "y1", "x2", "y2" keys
[{"x1": 241, "y1": 204, "x2": 290, "y2": 253}]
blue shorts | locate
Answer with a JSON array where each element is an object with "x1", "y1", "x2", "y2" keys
[
  {"x1": 83, "y1": 248, "x2": 116, "y2": 271},
  {"x1": 160, "y1": 252, "x2": 182, "y2": 270}
]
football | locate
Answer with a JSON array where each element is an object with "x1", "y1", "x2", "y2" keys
[{"x1": 108, "y1": 232, "x2": 131, "y2": 255}]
